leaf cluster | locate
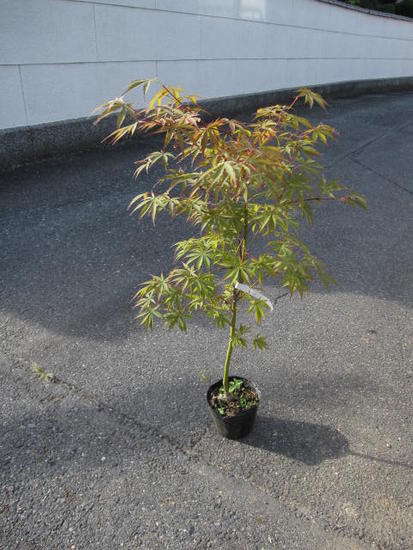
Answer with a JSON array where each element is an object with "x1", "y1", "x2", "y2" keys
[{"x1": 96, "y1": 80, "x2": 366, "y2": 350}]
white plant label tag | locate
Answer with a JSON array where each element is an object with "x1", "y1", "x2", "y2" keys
[{"x1": 235, "y1": 282, "x2": 274, "y2": 312}]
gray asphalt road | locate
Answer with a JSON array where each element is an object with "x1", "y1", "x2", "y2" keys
[{"x1": 1, "y1": 91, "x2": 413, "y2": 549}]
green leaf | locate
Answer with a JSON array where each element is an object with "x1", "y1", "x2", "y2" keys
[
  {"x1": 32, "y1": 363, "x2": 55, "y2": 382},
  {"x1": 223, "y1": 162, "x2": 236, "y2": 183},
  {"x1": 247, "y1": 298, "x2": 269, "y2": 325},
  {"x1": 122, "y1": 77, "x2": 157, "y2": 96},
  {"x1": 345, "y1": 193, "x2": 367, "y2": 209},
  {"x1": 229, "y1": 378, "x2": 244, "y2": 393},
  {"x1": 116, "y1": 108, "x2": 126, "y2": 129},
  {"x1": 253, "y1": 334, "x2": 267, "y2": 350},
  {"x1": 297, "y1": 87, "x2": 327, "y2": 110},
  {"x1": 143, "y1": 79, "x2": 153, "y2": 97}
]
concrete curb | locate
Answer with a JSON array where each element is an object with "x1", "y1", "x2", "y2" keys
[
  {"x1": 316, "y1": 0, "x2": 413, "y2": 22},
  {"x1": 1, "y1": 76, "x2": 413, "y2": 172}
]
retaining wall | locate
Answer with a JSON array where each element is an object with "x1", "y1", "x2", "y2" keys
[{"x1": 1, "y1": 0, "x2": 413, "y2": 130}]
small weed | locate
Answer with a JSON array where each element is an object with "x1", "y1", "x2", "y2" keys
[
  {"x1": 32, "y1": 363, "x2": 55, "y2": 383},
  {"x1": 229, "y1": 378, "x2": 243, "y2": 393}
]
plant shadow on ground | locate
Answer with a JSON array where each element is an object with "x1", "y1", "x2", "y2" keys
[
  {"x1": 241, "y1": 416, "x2": 413, "y2": 471},
  {"x1": 242, "y1": 416, "x2": 349, "y2": 465}
]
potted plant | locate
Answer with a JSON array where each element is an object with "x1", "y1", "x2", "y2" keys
[{"x1": 96, "y1": 79, "x2": 366, "y2": 439}]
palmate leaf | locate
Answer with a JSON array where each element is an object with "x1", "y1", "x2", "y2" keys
[
  {"x1": 343, "y1": 192, "x2": 368, "y2": 209},
  {"x1": 231, "y1": 324, "x2": 251, "y2": 348},
  {"x1": 135, "y1": 302, "x2": 162, "y2": 329},
  {"x1": 105, "y1": 122, "x2": 138, "y2": 144},
  {"x1": 252, "y1": 334, "x2": 267, "y2": 350},
  {"x1": 164, "y1": 310, "x2": 189, "y2": 331},
  {"x1": 223, "y1": 161, "x2": 236, "y2": 183},
  {"x1": 297, "y1": 87, "x2": 327, "y2": 110},
  {"x1": 247, "y1": 297, "x2": 270, "y2": 325},
  {"x1": 175, "y1": 236, "x2": 218, "y2": 269},
  {"x1": 122, "y1": 77, "x2": 157, "y2": 96}
]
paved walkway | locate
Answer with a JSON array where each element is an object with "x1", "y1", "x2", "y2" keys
[{"x1": 1, "y1": 91, "x2": 413, "y2": 549}]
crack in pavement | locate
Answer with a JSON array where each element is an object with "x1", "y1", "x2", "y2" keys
[
  {"x1": 326, "y1": 119, "x2": 413, "y2": 170},
  {"x1": 350, "y1": 156, "x2": 413, "y2": 198}
]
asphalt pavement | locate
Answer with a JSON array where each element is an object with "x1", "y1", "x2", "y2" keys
[{"x1": 1, "y1": 91, "x2": 413, "y2": 549}]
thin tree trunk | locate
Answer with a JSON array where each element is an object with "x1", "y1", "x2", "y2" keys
[
  {"x1": 222, "y1": 289, "x2": 237, "y2": 394},
  {"x1": 222, "y1": 203, "x2": 248, "y2": 394}
]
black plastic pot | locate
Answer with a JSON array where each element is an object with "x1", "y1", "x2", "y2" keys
[{"x1": 207, "y1": 376, "x2": 260, "y2": 439}]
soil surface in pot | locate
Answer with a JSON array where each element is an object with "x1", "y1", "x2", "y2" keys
[{"x1": 209, "y1": 378, "x2": 259, "y2": 417}]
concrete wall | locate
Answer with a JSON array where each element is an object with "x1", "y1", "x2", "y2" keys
[{"x1": 1, "y1": 0, "x2": 413, "y2": 130}]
